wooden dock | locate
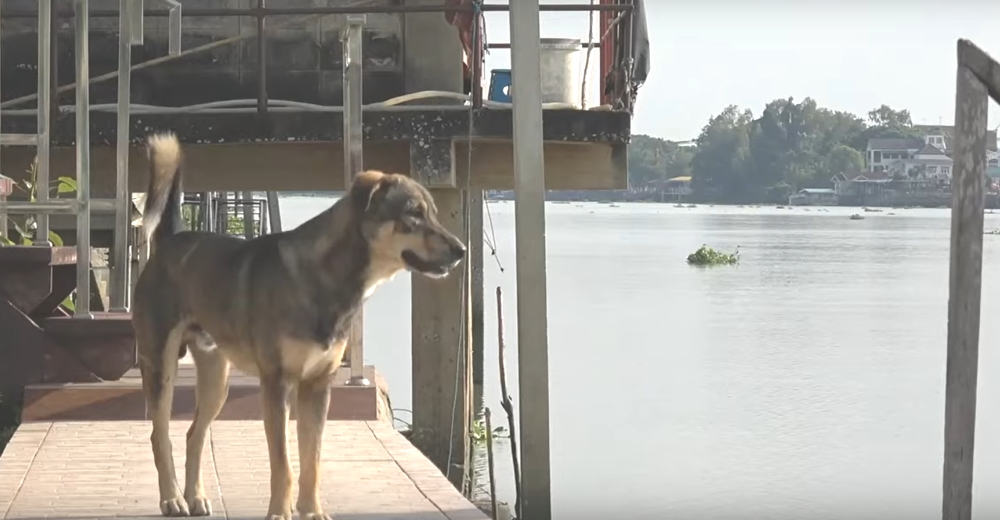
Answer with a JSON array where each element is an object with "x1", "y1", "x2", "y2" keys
[{"x1": 0, "y1": 420, "x2": 488, "y2": 520}]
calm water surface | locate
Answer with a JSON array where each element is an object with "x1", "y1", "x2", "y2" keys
[{"x1": 279, "y1": 198, "x2": 1000, "y2": 520}]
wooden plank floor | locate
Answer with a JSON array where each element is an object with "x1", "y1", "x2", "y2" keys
[{"x1": 0, "y1": 421, "x2": 487, "y2": 520}]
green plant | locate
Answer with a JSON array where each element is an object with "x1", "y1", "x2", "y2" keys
[
  {"x1": 687, "y1": 244, "x2": 740, "y2": 267},
  {"x1": 181, "y1": 202, "x2": 260, "y2": 236},
  {"x1": 0, "y1": 157, "x2": 79, "y2": 311},
  {"x1": 470, "y1": 418, "x2": 508, "y2": 445}
]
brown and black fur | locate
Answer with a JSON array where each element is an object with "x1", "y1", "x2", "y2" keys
[{"x1": 132, "y1": 132, "x2": 466, "y2": 520}]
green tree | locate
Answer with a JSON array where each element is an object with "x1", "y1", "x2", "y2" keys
[
  {"x1": 627, "y1": 134, "x2": 694, "y2": 187},
  {"x1": 867, "y1": 104, "x2": 913, "y2": 127},
  {"x1": 824, "y1": 144, "x2": 865, "y2": 177},
  {"x1": 690, "y1": 105, "x2": 753, "y2": 202}
]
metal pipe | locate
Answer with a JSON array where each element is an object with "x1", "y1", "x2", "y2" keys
[
  {"x1": 74, "y1": 0, "x2": 93, "y2": 319},
  {"x1": 0, "y1": 0, "x2": 5, "y2": 243},
  {"x1": 0, "y1": 0, "x2": 4, "y2": 241},
  {"x1": 257, "y1": 0, "x2": 267, "y2": 115},
  {"x1": 0, "y1": 198, "x2": 114, "y2": 214},
  {"x1": 510, "y1": 1, "x2": 551, "y2": 518},
  {"x1": 2, "y1": 4, "x2": 633, "y2": 18},
  {"x1": 166, "y1": 0, "x2": 181, "y2": 56},
  {"x1": 343, "y1": 14, "x2": 368, "y2": 387},
  {"x1": 1, "y1": 200, "x2": 74, "y2": 214},
  {"x1": 241, "y1": 191, "x2": 254, "y2": 239},
  {"x1": 266, "y1": 191, "x2": 282, "y2": 233},
  {"x1": 130, "y1": 0, "x2": 143, "y2": 45},
  {"x1": 0, "y1": 134, "x2": 39, "y2": 145},
  {"x1": 201, "y1": 192, "x2": 213, "y2": 232},
  {"x1": 36, "y1": 0, "x2": 53, "y2": 245},
  {"x1": 110, "y1": 0, "x2": 132, "y2": 312}
]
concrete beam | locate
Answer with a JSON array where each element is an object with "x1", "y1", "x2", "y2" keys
[{"x1": 0, "y1": 140, "x2": 626, "y2": 194}]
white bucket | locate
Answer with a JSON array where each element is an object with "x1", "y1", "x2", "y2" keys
[{"x1": 539, "y1": 38, "x2": 583, "y2": 108}]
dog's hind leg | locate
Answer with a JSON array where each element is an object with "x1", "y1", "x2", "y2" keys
[
  {"x1": 183, "y1": 345, "x2": 230, "y2": 516},
  {"x1": 295, "y1": 374, "x2": 334, "y2": 520},
  {"x1": 261, "y1": 374, "x2": 294, "y2": 520},
  {"x1": 138, "y1": 325, "x2": 189, "y2": 517}
]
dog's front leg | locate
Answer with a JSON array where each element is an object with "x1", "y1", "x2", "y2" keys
[
  {"x1": 296, "y1": 375, "x2": 333, "y2": 520},
  {"x1": 261, "y1": 375, "x2": 294, "y2": 520}
]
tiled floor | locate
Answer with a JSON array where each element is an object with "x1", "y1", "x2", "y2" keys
[{"x1": 0, "y1": 421, "x2": 487, "y2": 520}]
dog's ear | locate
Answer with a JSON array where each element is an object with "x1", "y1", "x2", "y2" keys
[{"x1": 349, "y1": 170, "x2": 389, "y2": 213}]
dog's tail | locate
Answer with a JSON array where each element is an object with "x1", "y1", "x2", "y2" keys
[{"x1": 142, "y1": 132, "x2": 184, "y2": 251}]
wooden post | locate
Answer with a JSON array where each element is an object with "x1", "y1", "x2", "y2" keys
[
  {"x1": 509, "y1": 1, "x2": 552, "y2": 519},
  {"x1": 470, "y1": 190, "x2": 485, "y2": 387},
  {"x1": 942, "y1": 39, "x2": 991, "y2": 520},
  {"x1": 411, "y1": 189, "x2": 471, "y2": 491}
]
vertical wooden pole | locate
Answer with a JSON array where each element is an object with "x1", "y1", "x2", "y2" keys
[
  {"x1": 942, "y1": 40, "x2": 988, "y2": 520},
  {"x1": 470, "y1": 190, "x2": 485, "y2": 387},
  {"x1": 509, "y1": 1, "x2": 552, "y2": 519}
]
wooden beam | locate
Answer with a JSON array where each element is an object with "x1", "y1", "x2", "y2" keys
[
  {"x1": 958, "y1": 39, "x2": 1000, "y2": 104},
  {"x1": 941, "y1": 44, "x2": 989, "y2": 520}
]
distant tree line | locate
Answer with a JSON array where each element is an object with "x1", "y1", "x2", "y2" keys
[{"x1": 628, "y1": 100, "x2": 926, "y2": 203}]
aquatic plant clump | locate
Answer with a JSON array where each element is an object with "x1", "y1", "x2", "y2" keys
[{"x1": 687, "y1": 245, "x2": 740, "y2": 266}]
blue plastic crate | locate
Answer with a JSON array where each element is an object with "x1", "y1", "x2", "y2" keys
[{"x1": 488, "y1": 69, "x2": 512, "y2": 103}]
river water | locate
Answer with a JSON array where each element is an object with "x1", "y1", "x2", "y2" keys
[{"x1": 279, "y1": 197, "x2": 1000, "y2": 520}]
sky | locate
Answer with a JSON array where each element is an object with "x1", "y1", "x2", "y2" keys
[{"x1": 482, "y1": 0, "x2": 1000, "y2": 142}]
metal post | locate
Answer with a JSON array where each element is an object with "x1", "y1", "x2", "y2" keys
[
  {"x1": 110, "y1": 0, "x2": 132, "y2": 312},
  {"x1": 74, "y1": 0, "x2": 93, "y2": 319},
  {"x1": 343, "y1": 14, "x2": 369, "y2": 386},
  {"x1": 509, "y1": 1, "x2": 551, "y2": 519},
  {"x1": 166, "y1": 0, "x2": 182, "y2": 56},
  {"x1": 130, "y1": 0, "x2": 144, "y2": 45},
  {"x1": 942, "y1": 42, "x2": 989, "y2": 520},
  {"x1": 36, "y1": 0, "x2": 53, "y2": 246},
  {"x1": 0, "y1": 0, "x2": 4, "y2": 242},
  {"x1": 266, "y1": 191, "x2": 282, "y2": 233},
  {"x1": 241, "y1": 191, "x2": 254, "y2": 239},
  {"x1": 201, "y1": 192, "x2": 213, "y2": 232}
]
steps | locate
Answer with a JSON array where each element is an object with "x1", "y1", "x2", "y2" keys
[
  {"x1": 0, "y1": 246, "x2": 136, "y2": 390},
  {"x1": 21, "y1": 364, "x2": 390, "y2": 423}
]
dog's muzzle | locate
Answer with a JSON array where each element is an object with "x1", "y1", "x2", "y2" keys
[{"x1": 403, "y1": 240, "x2": 466, "y2": 279}]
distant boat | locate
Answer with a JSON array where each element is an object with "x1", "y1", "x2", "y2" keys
[
  {"x1": 609, "y1": 203, "x2": 621, "y2": 208},
  {"x1": 850, "y1": 214, "x2": 865, "y2": 220}
]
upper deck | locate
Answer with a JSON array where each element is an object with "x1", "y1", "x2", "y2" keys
[{"x1": 0, "y1": 1, "x2": 649, "y2": 194}]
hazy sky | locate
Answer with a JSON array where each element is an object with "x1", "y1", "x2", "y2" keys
[{"x1": 483, "y1": 0, "x2": 1000, "y2": 141}]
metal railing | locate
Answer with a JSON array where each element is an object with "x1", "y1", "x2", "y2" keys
[{"x1": 0, "y1": 0, "x2": 180, "y2": 318}]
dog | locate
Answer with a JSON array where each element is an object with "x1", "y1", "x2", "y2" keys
[{"x1": 132, "y1": 132, "x2": 467, "y2": 520}]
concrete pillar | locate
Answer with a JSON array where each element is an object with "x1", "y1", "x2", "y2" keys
[{"x1": 405, "y1": 1, "x2": 476, "y2": 493}]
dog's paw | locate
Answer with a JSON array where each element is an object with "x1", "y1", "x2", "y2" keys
[
  {"x1": 300, "y1": 513, "x2": 333, "y2": 520},
  {"x1": 265, "y1": 514, "x2": 292, "y2": 520},
  {"x1": 160, "y1": 497, "x2": 191, "y2": 517},
  {"x1": 186, "y1": 495, "x2": 212, "y2": 516}
]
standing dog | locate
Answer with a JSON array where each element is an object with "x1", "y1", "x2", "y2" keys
[{"x1": 132, "y1": 133, "x2": 466, "y2": 520}]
